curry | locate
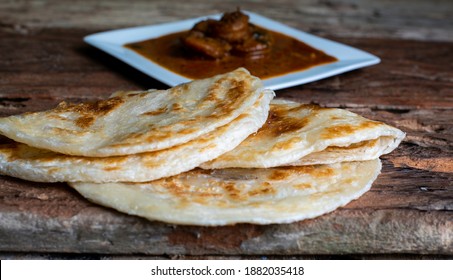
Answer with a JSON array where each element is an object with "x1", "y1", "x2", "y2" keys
[{"x1": 125, "y1": 10, "x2": 337, "y2": 80}]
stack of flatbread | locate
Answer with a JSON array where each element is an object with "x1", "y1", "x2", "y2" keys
[{"x1": 0, "y1": 68, "x2": 404, "y2": 226}]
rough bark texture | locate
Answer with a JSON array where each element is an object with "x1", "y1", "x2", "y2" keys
[{"x1": 0, "y1": 0, "x2": 452, "y2": 257}]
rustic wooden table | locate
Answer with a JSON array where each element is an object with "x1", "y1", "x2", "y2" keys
[{"x1": 0, "y1": 0, "x2": 452, "y2": 259}]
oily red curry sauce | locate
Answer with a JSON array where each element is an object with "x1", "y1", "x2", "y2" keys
[{"x1": 124, "y1": 28, "x2": 337, "y2": 80}]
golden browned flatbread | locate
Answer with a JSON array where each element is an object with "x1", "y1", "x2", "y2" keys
[
  {"x1": 0, "y1": 68, "x2": 266, "y2": 157},
  {"x1": 0, "y1": 68, "x2": 400, "y2": 227},
  {"x1": 70, "y1": 160, "x2": 381, "y2": 226},
  {"x1": 201, "y1": 100, "x2": 405, "y2": 169},
  {"x1": 0, "y1": 91, "x2": 273, "y2": 182}
]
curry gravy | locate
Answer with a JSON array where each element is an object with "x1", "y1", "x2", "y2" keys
[{"x1": 125, "y1": 28, "x2": 337, "y2": 80}]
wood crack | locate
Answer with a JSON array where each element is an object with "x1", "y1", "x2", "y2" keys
[{"x1": 0, "y1": 97, "x2": 30, "y2": 109}]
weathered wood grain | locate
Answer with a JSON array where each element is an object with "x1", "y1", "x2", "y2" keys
[
  {"x1": 1, "y1": 30, "x2": 452, "y2": 112},
  {"x1": 0, "y1": 0, "x2": 452, "y2": 42},
  {"x1": 0, "y1": 159, "x2": 452, "y2": 255},
  {"x1": 0, "y1": 0, "x2": 452, "y2": 257}
]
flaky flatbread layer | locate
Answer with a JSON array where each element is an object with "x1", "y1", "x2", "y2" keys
[
  {"x1": 70, "y1": 159, "x2": 381, "y2": 226},
  {"x1": 0, "y1": 68, "x2": 264, "y2": 157},
  {"x1": 0, "y1": 90, "x2": 273, "y2": 183},
  {"x1": 286, "y1": 137, "x2": 395, "y2": 165},
  {"x1": 202, "y1": 100, "x2": 405, "y2": 169}
]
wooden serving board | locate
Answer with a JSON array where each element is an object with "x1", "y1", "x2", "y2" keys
[{"x1": 1, "y1": 27, "x2": 452, "y2": 256}]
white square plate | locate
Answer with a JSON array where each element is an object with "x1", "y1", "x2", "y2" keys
[{"x1": 84, "y1": 11, "x2": 380, "y2": 90}]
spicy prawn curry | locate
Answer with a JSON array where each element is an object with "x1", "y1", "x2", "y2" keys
[{"x1": 125, "y1": 10, "x2": 337, "y2": 80}]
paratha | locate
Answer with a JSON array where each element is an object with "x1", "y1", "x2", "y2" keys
[
  {"x1": 0, "y1": 68, "x2": 264, "y2": 157},
  {"x1": 0, "y1": 90, "x2": 273, "y2": 183},
  {"x1": 70, "y1": 159, "x2": 381, "y2": 226},
  {"x1": 201, "y1": 100, "x2": 405, "y2": 169},
  {"x1": 286, "y1": 137, "x2": 395, "y2": 166}
]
